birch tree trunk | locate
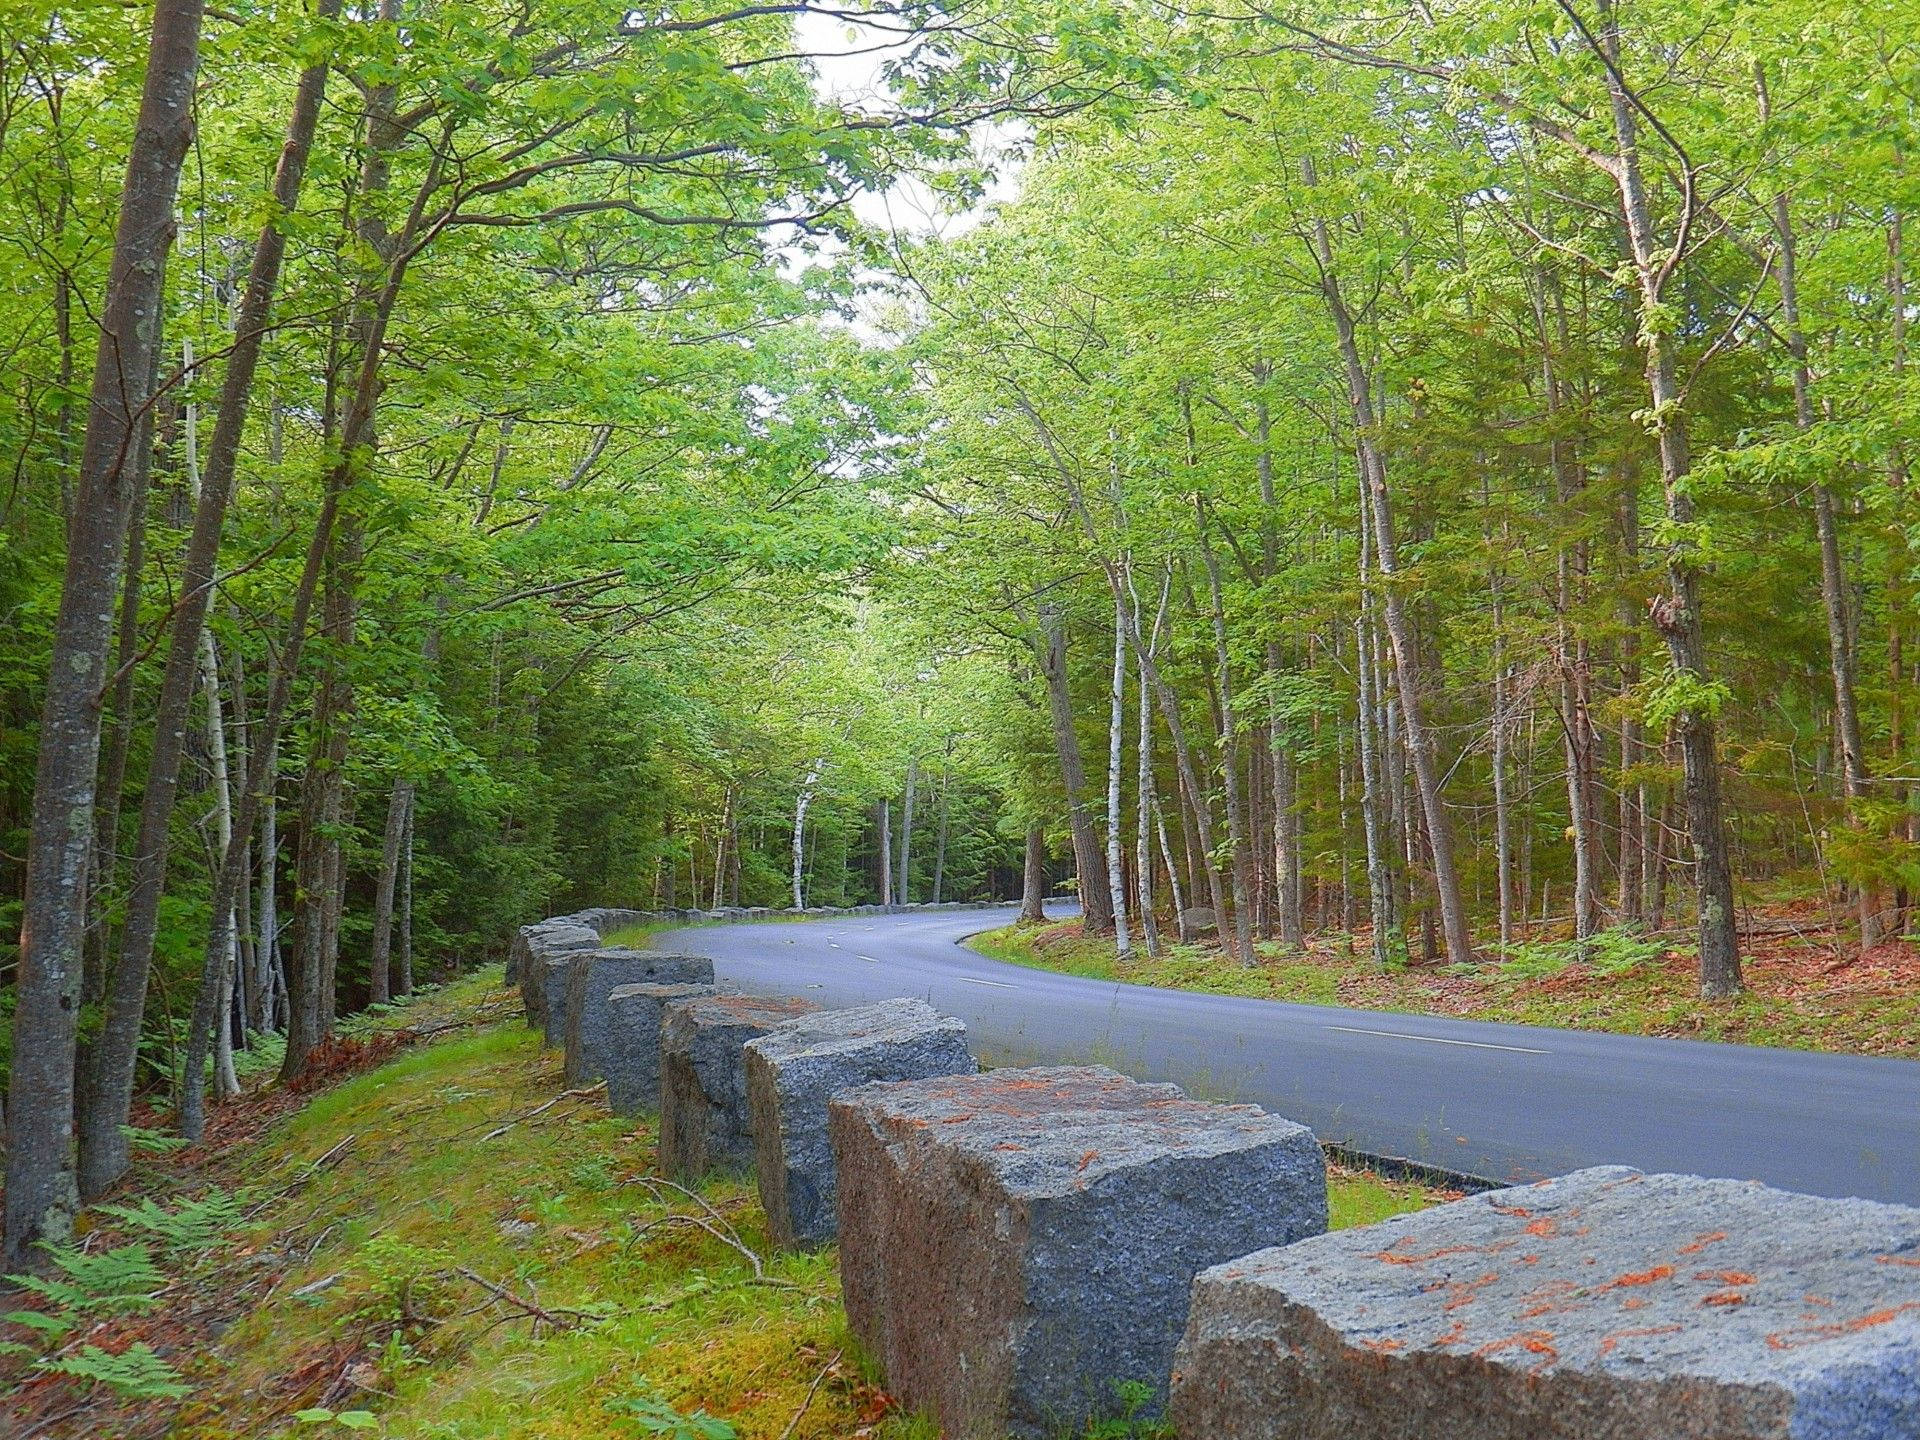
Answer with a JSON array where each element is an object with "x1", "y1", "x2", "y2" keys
[
  {"x1": 1105, "y1": 590, "x2": 1133, "y2": 957},
  {"x1": 792, "y1": 759, "x2": 823, "y2": 908}
]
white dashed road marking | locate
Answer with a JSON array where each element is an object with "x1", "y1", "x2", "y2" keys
[
  {"x1": 960, "y1": 977, "x2": 1019, "y2": 990},
  {"x1": 1324, "y1": 1025, "x2": 1548, "y2": 1055}
]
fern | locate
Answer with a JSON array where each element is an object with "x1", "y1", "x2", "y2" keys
[
  {"x1": 40, "y1": 1342, "x2": 190, "y2": 1400},
  {"x1": 97, "y1": 1190, "x2": 247, "y2": 1260},
  {"x1": 118, "y1": 1123, "x2": 190, "y2": 1155},
  {"x1": 9, "y1": 1243, "x2": 165, "y2": 1316}
]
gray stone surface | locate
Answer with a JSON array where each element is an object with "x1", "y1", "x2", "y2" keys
[
  {"x1": 561, "y1": 949, "x2": 713, "y2": 1080},
  {"x1": 1170, "y1": 1166, "x2": 1920, "y2": 1440},
  {"x1": 603, "y1": 982, "x2": 719, "y2": 1115},
  {"x1": 658, "y1": 993, "x2": 820, "y2": 1180},
  {"x1": 831, "y1": 1065, "x2": 1326, "y2": 1440},
  {"x1": 517, "y1": 923, "x2": 600, "y2": 1036},
  {"x1": 744, "y1": 998, "x2": 975, "y2": 1249}
]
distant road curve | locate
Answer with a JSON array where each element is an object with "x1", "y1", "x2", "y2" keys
[{"x1": 661, "y1": 904, "x2": 1920, "y2": 1205}]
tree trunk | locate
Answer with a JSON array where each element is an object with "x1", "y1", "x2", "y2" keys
[
  {"x1": 1593, "y1": 0, "x2": 1741, "y2": 995},
  {"x1": 1196, "y1": 501, "x2": 1256, "y2": 966},
  {"x1": 73, "y1": 4, "x2": 337, "y2": 1195},
  {"x1": 792, "y1": 759, "x2": 823, "y2": 909},
  {"x1": 1305, "y1": 177, "x2": 1474, "y2": 965},
  {"x1": 1136, "y1": 646, "x2": 1163, "y2": 959},
  {"x1": 1018, "y1": 823, "x2": 1047, "y2": 923},
  {"x1": 1105, "y1": 590, "x2": 1133, "y2": 957},
  {"x1": 396, "y1": 797, "x2": 415, "y2": 994},
  {"x1": 897, "y1": 758, "x2": 916, "y2": 904},
  {"x1": 877, "y1": 798, "x2": 893, "y2": 905},
  {"x1": 1035, "y1": 602, "x2": 1114, "y2": 931},
  {"x1": 931, "y1": 743, "x2": 952, "y2": 903},
  {"x1": 1755, "y1": 77, "x2": 1877, "y2": 947},
  {"x1": 367, "y1": 779, "x2": 413, "y2": 1004},
  {"x1": 8, "y1": 0, "x2": 206, "y2": 1260}
]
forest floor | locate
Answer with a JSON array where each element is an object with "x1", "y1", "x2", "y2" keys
[
  {"x1": 3, "y1": 969, "x2": 1441, "y2": 1440},
  {"x1": 972, "y1": 899, "x2": 1920, "y2": 1059}
]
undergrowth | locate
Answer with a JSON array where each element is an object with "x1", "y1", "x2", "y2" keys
[
  {"x1": 971, "y1": 913, "x2": 1920, "y2": 1058},
  {"x1": 4, "y1": 967, "x2": 1438, "y2": 1439}
]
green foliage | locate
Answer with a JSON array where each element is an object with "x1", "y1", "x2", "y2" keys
[
  {"x1": 8, "y1": 1243, "x2": 166, "y2": 1318},
  {"x1": 293, "y1": 1408, "x2": 381, "y2": 1429},
  {"x1": 95, "y1": 1189, "x2": 248, "y2": 1261},
  {"x1": 610, "y1": 1386, "x2": 740, "y2": 1439},
  {"x1": 1079, "y1": 1378, "x2": 1174, "y2": 1439},
  {"x1": 38, "y1": 1342, "x2": 191, "y2": 1401}
]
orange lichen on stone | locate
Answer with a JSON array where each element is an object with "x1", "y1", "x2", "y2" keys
[
  {"x1": 1432, "y1": 1320, "x2": 1469, "y2": 1347},
  {"x1": 1488, "y1": 1203, "x2": 1533, "y2": 1218},
  {"x1": 1701, "y1": 1290, "x2": 1749, "y2": 1307},
  {"x1": 1694, "y1": 1271, "x2": 1756, "y2": 1286},
  {"x1": 1766, "y1": 1302, "x2": 1920, "y2": 1350},
  {"x1": 1473, "y1": 1330, "x2": 1560, "y2": 1373},
  {"x1": 1595, "y1": 1324, "x2": 1684, "y2": 1358},
  {"x1": 1372, "y1": 1240, "x2": 1484, "y2": 1266},
  {"x1": 1678, "y1": 1231, "x2": 1727, "y2": 1254},
  {"x1": 1523, "y1": 1217, "x2": 1559, "y2": 1238},
  {"x1": 1876, "y1": 1255, "x2": 1920, "y2": 1268},
  {"x1": 1076, "y1": 1150, "x2": 1099, "y2": 1172},
  {"x1": 1597, "y1": 1266, "x2": 1674, "y2": 1292},
  {"x1": 1359, "y1": 1337, "x2": 1405, "y2": 1355}
]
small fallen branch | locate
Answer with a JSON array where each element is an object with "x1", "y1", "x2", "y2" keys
[
  {"x1": 480, "y1": 1083, "x2": 604, "y2": 1143},
  {"x1": 450, "y1": 1267, "x2": 601, "y2": 1336},
  {"x1": 625, "y1": 1176, "x2": 793, "y2": 1287},
  {"x1": 777, "y1": 1348, "x2": 843, "y2": 1440}
]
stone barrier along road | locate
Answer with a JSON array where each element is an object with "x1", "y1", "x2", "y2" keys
[
  {"x1": 744, "y1": 998, "x2": 976, "y2": 1249},
  {"x1": 518, "y1": 923, "x2": 601, "y2": 1038},
  {"x1": 1171, "y1": 1166, "x2": 1920, "y2": 1440},
  {"x1": 603, "y1": 982, "x2": 719, "y2": 1115},
  {"x1": 658, "y1": 993, "x2": 819, "y2": 1180},
  {"x1": 561, "y1": 949, "x2": 714, "y2": 1084},
  {"x1": 831, "y1": 1065, "x2": 1329, "y2": 1440}
]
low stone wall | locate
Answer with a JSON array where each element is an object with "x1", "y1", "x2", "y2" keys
[
  {"x1": 658, "y1": 993, "x2": 819, "y2": 1180},
  {"x1": 831, "y1": 1066, "x2": 1328, "y2": 1439},
  {"x1": 506, "y1": 903, "x2": 1920, "y2": 1440},
  {"x1": 1170, "y1": 1166, "x2": 1920, "y2": 1440}
]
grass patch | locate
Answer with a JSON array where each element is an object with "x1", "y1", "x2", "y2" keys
[
  {"x1": 15, "y1": 970, "x2": 1441, "y2": 1439},
  {"x1": 970, "y1": 918, "x2": 1920, "y2": 1058}
]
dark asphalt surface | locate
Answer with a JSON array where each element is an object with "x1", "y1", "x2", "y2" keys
[{"x1": 660, "y1": 904, "x2": 1920, "y2": 1205}]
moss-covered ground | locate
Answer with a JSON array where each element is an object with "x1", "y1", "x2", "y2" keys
[{"x1": 7, "y1": 968, "x2": 1438, "y2": 1440}]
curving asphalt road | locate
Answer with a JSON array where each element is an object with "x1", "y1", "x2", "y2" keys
[{"x1": 660, "y1": 904, "x2": 1920, "y2": 1205}]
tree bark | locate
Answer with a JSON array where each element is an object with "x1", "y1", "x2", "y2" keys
[
  {"x1": 74, "y1": 2, "x2": 338, "y2": 1196},
  {"x1": 1304, "y1": 172, "x2": 1474, "y2": 965},
  {"x1": 1105, "y1": 590, "x2": 1133, "y2": 957},
  {"x1": 367, "y1": 779, "x2": 413, "y2": 1004},
  {"x1": 7, "y1": 0, "x2": 206, "y2": 1262},
  {"x1": 897, "y1": 758, "x2": 916, "y2": 904},
  {"x1": 792, "y1": 759, "x2": 823, "y2": 908},
  {"x1": 1196, "y1": 498, "x2": 1256, "y2": 966},
  {"x1": 1591, "y1": 0, "x2": 1741, "y2": 995},
  {"x1": 1018, "y1": 822, "x2": 1047, "y2": 923},
  {"x1": 1034, "y1": 602, "x2": 1114, "y2": 931}
]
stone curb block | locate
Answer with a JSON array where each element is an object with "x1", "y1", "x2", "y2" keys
[{"x1": 830, "y1": 1065, "x2": 1327, "y2": 1440}]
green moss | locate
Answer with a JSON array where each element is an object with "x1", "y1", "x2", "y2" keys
[{"x1": 115, "y1": 970, "x2": 1440, "y2": 1440}]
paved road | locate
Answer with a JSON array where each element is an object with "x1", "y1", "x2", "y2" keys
[{"x1": 661, "y1": 904, "x2": 1920, "y2": 1205}]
